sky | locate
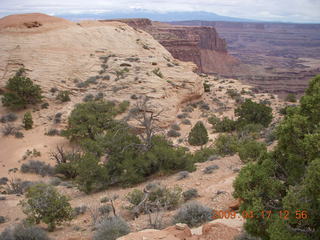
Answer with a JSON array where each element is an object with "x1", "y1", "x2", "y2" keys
[{"x1": 0, "y1": 0, "x2": 320, "y2": 23}]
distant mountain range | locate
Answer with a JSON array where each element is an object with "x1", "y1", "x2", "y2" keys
[{"x1": 55, "y1": 10, "x2": 255, "y2": 22}]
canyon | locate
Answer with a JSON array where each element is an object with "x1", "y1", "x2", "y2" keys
[
  {"x1": 169, "y1": 21, "x2": 320, "y2": 97},
  {"x1": 109, "y1": 18, "x2": 320, "y2": 97},
  {"x1": 106, "y1": 19, "x2": 239, "y2": 75}
]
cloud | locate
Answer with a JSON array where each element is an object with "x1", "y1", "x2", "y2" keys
[{"x1": 0, "y1": 0, "x2": 319, "y2": 22}]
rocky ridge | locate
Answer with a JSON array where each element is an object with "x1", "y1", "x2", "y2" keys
[
  {"x1": 0, "y1": 13, "x2": 204, "y2": 127},
  {"x1": 104, "y1": 18, "x2": 238, "y2": 75}
]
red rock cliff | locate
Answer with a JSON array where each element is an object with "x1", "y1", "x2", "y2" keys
[{"x1": 102, "y1": 18, "x2": 238, "y2": 74}]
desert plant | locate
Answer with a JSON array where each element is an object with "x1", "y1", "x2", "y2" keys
[
  {"x1": 99, "y1": 205, "x2": 112, "y2": 216},
  {"x1": 235, "y1": 99, "x2": 273, "y2": 127},
  {"x1": 23, "y1": 112, "x2": 33, "y2": 130},
  {"x1": 41, "y1": 102, "x2": 49, "y2": 109},
  {"x1": 203, "y1": 164, "x2": 219, "y2": 174},
  {"x1": 20, "y1": 160, "x2": 54, "y2": 177},
  {"x1": 1, "y1": 69, "x2": 43, "y2": 109},
  {"x1": 4, "y1": 179, "x2": 39, "y2": 195},
  {"x1": 46, "y1": 128, "x2": 60, "y2": 136},
  {"x1": 152, "y1": 68, "x2": 163, "y2": 78},
  {"x1": 183, "y1": 188, "x2": 199, "y2": 201},
  {"x1": 56, "y1": 91, "x2": 71, "y2": 102},
  {"x1": 0, "y1": 113, "x2": 17, "y2": 123},
  {"x1": 181, "y1": 119, "x2": 191, "y2": 125},
  {"x1": 0, "y1": 216, "x2": 5, "y2": 224},
  {"x1": 172, "y1": 201, "x2": 212, "y2": 227},
  {"x1": 73, "y1": 205, "x2": 87, "y2": 217},
  {"x1": 0, "y1": 223, "x2": 50, "y2": 240},
  {"x1": 14, "y1": 131, "x2": 24, "y2": 138},
  {"x1": 192, "y1": 148, "x2": 217, "y2": 163},
  {"x1": 2, "y1": 124, "x2": 16, "y2": 136},
  {"x1": 177, "y1": 171, "x2": 189, "y2": 180},
  {"x1": 203, "y1": 82, "x2": 210, "y2": 92},
  {"x1": 167, "y1": 129, "x2": 181, "y2": 138},
  {"x1": 188, "y1": 121, "x2": 208, "y2": 147},
  {"x1": 93, "y1": 216, "x2": 130, "y2": 240},
  {"x1": 83, "y1": 94, "x2": 94, "y2": 102},
  {"x1": 237, "y1": 140, "x2": 267, "y2": 163},
  {"x1": 20, "y1": 183, "x2": 73, "y2": 231},
  {"x1": 285, "y1": 93, "x2": 297, "y2": 102},
  {"x1": 214, "y1": 134, "x2": 238, "y2": 156}
]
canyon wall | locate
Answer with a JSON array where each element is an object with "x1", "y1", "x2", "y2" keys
[
  {"x1": 103, "y1": 19, "x2": 238, "y2": 74},
  {"x1": 170, "y1": 20, "x2": 320, "y2": 97}
]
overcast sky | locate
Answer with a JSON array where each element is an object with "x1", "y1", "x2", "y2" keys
[{"x1": 1, "y1": 0, "x2": 320, "y2": 23}]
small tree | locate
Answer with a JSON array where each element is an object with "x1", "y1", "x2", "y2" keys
[
  {"x1": 2, "y1": 68, "x2": 42, "y2": 109},
  {"x1": 188, "y1": 121, "x2": 208, "y2": 147},
  {"x1": 23, "y1": 112, "x2": 33, "y2": 130},
  {"x1": 285, "y1": 93, "x2": 297, "y2": 102},
  {"x1": 20, "y1": 183, "x2": 73, "y2": 231},
  {"x1": 235, "y1": 99, "x2": 273, "y2": 127}
]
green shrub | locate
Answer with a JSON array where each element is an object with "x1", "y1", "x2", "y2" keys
[
  {"x1": 167, "y1": 129, "x2": 181, "y2": 138},
  {"x1": 203, "y1": 82, "x2": 210, "y2": 92},
  {"x1": 99, "y1": 205, "x2": 112, "y2": 216},
  {"x1": 152, "y1": 68, "x2": 163, "y2": 78},
  {"x1": 63, "y1": 101, "x2": 118, "y2": 141},
  {"x1": 1, "y1": 69, "x2": 43, "y2": 110},
  {"x1": 188, "y1": 121, "x2": 208, "y2": 147},
  {"x1": 83, "y1": 94, "x2": 94, "y2": 102},
  {"x1": 0, "y1": 223, "x2": 50, "y2": 240},
  {"x1": 14, "y1": 131, "x2": 24, "y2": 139},
  {"x1": 23, "y1": 112, "x2": 33, "y2": 130},
  {"x1": 0, "y1": 216, "x2": 5, "y2": 224},
  {"x1": 56, "y1": 91, "x2": 71, "y2": 102},
  {"x1": 214, "y1": 134, "x2": 238, "y2": 156},
  {"x1": 183, "y1": 188, "x2": 199, "y2": 201},
  {"x1": 172, "y1": 201, "x2": 212, "y2": 227},
  {"x1": 237, "y1": 123, "x2": 264, "y2": 140},
  {"x1": 93, "y1": 216, "x2": 130, "y2": 240},
  {"x1": 234, "y1": 232, "x2": 261, "y2": 240},
  {"x1": 20, "y1": 183, "x2": 73, "y2": 231},
  {"x1": 211, "y1": 117, "x2": 237, "y2": 133},
  {"x1": 285, "y1": 93, "x2": 297, "y2": 102},
  {"x1": 238, "y1": 140, "x2": 267, "y2": 163},
  {"x1": 127, "y1": 185, "x2": 183, "y2": 212},
  {"x1": 226, "y1": 89, "x2": 241, "y2": 99},
  {"x1": 126, "y1": 189, "x2": 144, "y2": 206},
  {"x1": 46, "y1": 128, "x2": 60, "y2": 136},
  {"x1": 235, "y1": 99, "x2": 273, "y2": 127},
  {"x1": 192, "y1": 148, "x2": 217, "y2": 163}
]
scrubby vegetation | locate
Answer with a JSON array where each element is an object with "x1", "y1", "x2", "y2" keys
[
  {"x1": 57, "y1": 99, "x2": 195, "y2": 193},
  {"x1": 233, "y1": 75, "x2": 320, "y2": 240},
  {"x1": 20, "y1": 183, "x2": 73, "y2": 231},
  {"x1": 93, "y1": 216, "x2": 130, "y2": 240},
  {"x1": 0, "y1": 223, "x2": 50, "y2": 240},
  {"x1": 23, "y1": 112, "x2": 33, "y2": 130},
  {"x1": 235, "y1": 99, "x2": 273, "y2": 127},
  {"x1": 56, "y1": 90, "x2": 71, "y2": 102},
  {"x1": 126, "y1": 184, "x2": 183, "y2": 214},
  {"x1": 188, "y1": 121, "x2": 208, "y2": 147},
  {"x1": 172, "y1": 201, "x2": 212, "y2": 227},
  {"x1": 20, "y1": 160, "x2": 54, "y2": 176},
  {"x1": 1, "y1": 68, "x2": 43, "y2": 109}
]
